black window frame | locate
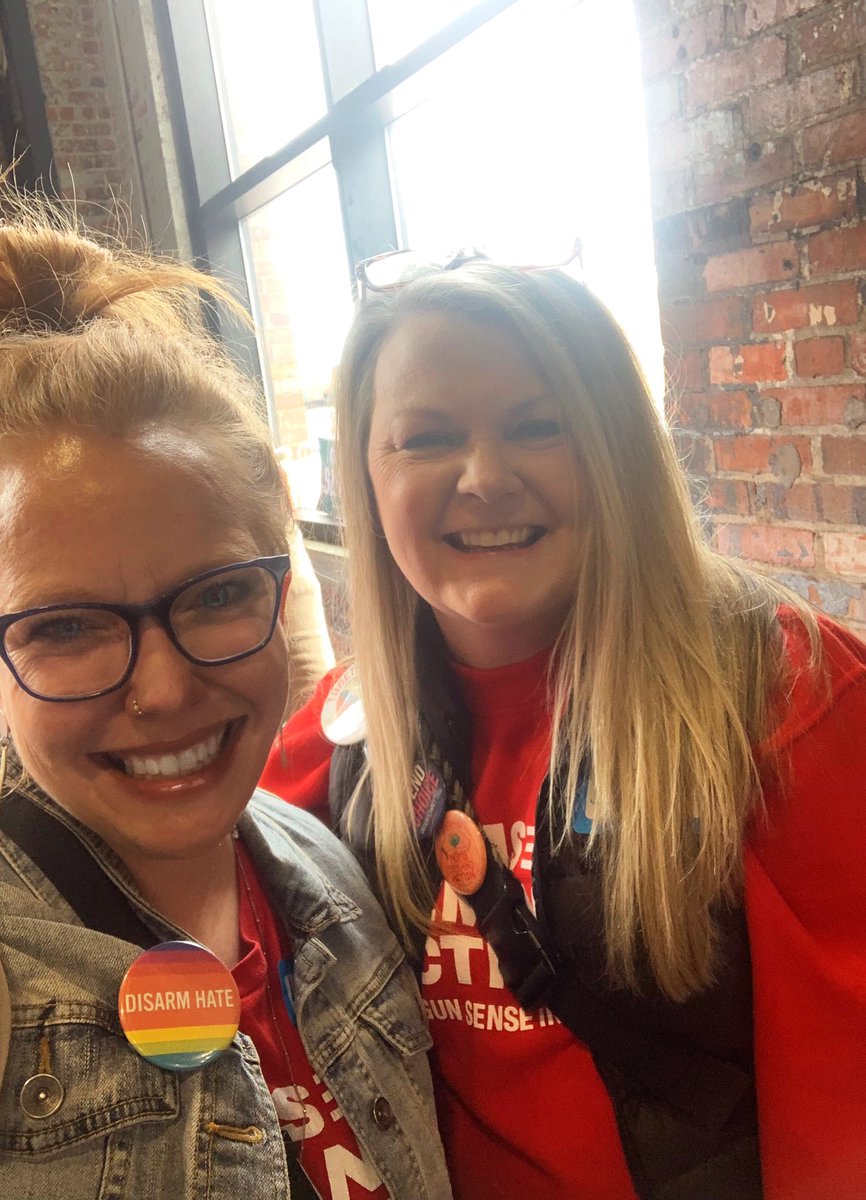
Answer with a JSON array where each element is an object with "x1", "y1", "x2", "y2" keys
[{"x1": 153, "y1": 0, "x2": 521, "y2": 412}]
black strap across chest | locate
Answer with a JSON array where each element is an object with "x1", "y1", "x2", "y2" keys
[{"x1": 0, "y1": 790, "x2": 157, "y2": 947}]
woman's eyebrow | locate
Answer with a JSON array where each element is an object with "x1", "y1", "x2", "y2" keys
[
  {"x1": 1, "y1": 585, "x2": 107, "y2": 610},
  {"x1": 509, "y1": 395, "x2": 557, "y2": 414},
  {"x1": 390, "y1": 405, "x2": 454, "y2": 421},
  {"x1": 4, "y1": 556, "x2": 257, "y2": 611}
]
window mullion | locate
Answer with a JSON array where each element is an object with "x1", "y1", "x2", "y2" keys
[
  {"x1": 164, "y1": 0, "x2": 231, "y2": 208},
  {"x1": 314, "y1": 0, "x2": 398, "y2": 278}
]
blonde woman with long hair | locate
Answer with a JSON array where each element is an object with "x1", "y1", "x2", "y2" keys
[
  {"x1": 0, "y1": 201, "x2": 451, "y2": 1200},
  {"x1": 264, "y1": 256, "x2": 866, "y2": 1200}
]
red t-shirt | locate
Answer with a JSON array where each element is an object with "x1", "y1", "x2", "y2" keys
[
  {"x1": 422, "y1": 650, "x2": 636, "y2": 1200},
  {"x1": 261, "y1": 611, "x2": 866, "y2": 1199},
  {"x1": 233, "y1": 842, "x2": 388, "y2": 1200},
  {"x1": 263, "y1": 658, "x2": 635, "y2": 1199}
]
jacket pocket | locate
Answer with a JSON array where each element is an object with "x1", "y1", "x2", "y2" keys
[
  {"x1": 358, "y1": 962, "x2": 433, "y2": 1058},
  {"x1": 0, "y1": 1001, "x2": 178, "y2": 1156}
]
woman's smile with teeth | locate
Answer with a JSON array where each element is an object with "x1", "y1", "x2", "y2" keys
[
  {"x1": 111, "y1": 727, "x2": 229, "y2": 778},
  {"x1": 447, "y1": 526, "x2": 543, "y2": 550}
]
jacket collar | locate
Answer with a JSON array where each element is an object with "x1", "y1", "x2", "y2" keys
[{"x1": 239, "y1": 790, "x2": 361, "y2": 939}]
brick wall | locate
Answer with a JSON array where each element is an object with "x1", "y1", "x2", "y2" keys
[
  {"x1": 29, "y1": 0, "x2": 133, "y2": 221},
  {"x1": 636, "y1": 0, "x2": 866, "y2": 630},
  {"x1": 26, "y1": 0, "x2": 188, "y2": 253}
]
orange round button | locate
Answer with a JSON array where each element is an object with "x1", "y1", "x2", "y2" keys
[{"x1": 435, "y1": 810, "x2": 487, "y2": 896}]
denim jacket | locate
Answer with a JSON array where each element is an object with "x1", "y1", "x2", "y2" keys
[{"x1": 0, "y1": 788, "x2": 452, "y2": 1200}]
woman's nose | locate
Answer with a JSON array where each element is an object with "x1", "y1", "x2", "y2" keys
[
  {"x1": 126, "y1": 619, "x2": 201, "y2": 715},
  {"x1": 456, "y1": 439, "x2": 521, "y2": 503}
]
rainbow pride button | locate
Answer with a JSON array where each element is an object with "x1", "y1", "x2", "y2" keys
[{"x1": 118, "y1": 940, "x2": 240, "y2": 1071}]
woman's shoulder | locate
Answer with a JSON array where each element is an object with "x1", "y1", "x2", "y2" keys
[
  {"x1": 769, "y1": 605, "x2": 866, "y2": 751},
  {"x1": 246, "y1": 788, "x2": 379, "y2": 920}
]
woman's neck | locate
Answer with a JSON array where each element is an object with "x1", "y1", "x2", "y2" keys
[
  {"x1": 124, "y1": 836, "x2": 241, "y2": 967},
  {"x1": 436, "y1": 613, "x2": 564, "y2": 669}
]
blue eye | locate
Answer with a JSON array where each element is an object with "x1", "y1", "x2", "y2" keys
[
  {"x1": 31, "y1": 616, "x2": 86, "y2": 643},
  {"x1": 201, "y1": 585, "x2": 231, "y2": 609},
  {"x1": 22, "y1": 612, "x2": 117, "y2": 645}
]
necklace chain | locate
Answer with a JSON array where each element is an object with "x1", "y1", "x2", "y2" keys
[{"x1": 234, "y1": 840, "x2": 308, "y2": 1158}]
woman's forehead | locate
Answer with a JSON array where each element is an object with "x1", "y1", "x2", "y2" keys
[
  {"x1": 373, "y1": 312, "x2": 541, "y2": 406},
  {"x1": 0, "y1": 431, "x2": 259, "y2": 605},
  {"x1": 1, "y1": 426, "x2": 214, "y2": 479}
]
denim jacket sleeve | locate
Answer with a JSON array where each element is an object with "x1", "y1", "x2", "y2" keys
[{"x1": 0, "y1": 790, "x2": 452, "y2": 1200}]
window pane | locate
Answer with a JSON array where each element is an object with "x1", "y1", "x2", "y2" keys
[
  {"x1": 367, "y1": 0, "x2": 480, "y2": 67},
  {"x1": 205, "y1": 0, "x2": 327, "y2": 177},
  {"x1": 241, "y1": 161, "x2": 354, "y2": 511},
  {"x1": 386, "y1": 0, "x2": 664, "y2": 398}
]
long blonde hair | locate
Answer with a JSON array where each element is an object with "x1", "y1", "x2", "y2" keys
[
  {"x1": 337, "y1": 264, "x2": 814, "y2": 1000},
  {"x1": 0, "y1": 191, "x2": 288, "y2": 554}
]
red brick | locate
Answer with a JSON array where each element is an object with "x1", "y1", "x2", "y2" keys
[
  {"x1": 803, "y1": 110, "x2": 866, "y2": 167},
  {"x1": 705, "y1": 240, "x2": 798, "y2": 292},
  {"x1": 715, "y1": 434, "x2": 811, "y2": 473},
  {"x1": 784, "y1": 482, "x2": 820, "y2": 522},
  {"x1": 769, "y1": 383, "x2": 866, "y2": 426},
  {"x1": 709, "y1": 343, "x2": 788, "y2": 384},
  {"x1": 687, "y1": 37, "x2": 787, "y2": 110},
  {"x1": 733, "y1": 0, "x2": 821, "y2": 38},
  {"x1": 672, "y1": 430, "x2": 713, "y2": 475},
  {"x1": 824, "y1": 532, "x2": 866, "y2": 576},
  {"x1": 666, "y1": 347, "x2": 704, "y2": 391},
  {"x1": 822, "y1": 436, "x2": 866, "y2": 474},
  {"x1": 808, "y1": 223, "x2": 866, "y2": 275},
  {"x1": 749, "y1": 175, "x2": 857, "y2": 237},
  {"x1": 849, "y1": 333, "x2": 866, "y2": 376},
  {"x1": 753, "y1": 480, "x2": 786, "y2": 518},
  {"x1": 660, "y1": 295, "x2": 747, "y2": 344},
  {"x1": 674, "y1": 390, "x2": 753, "y2": 431},
  {"x1": 757, "y1": 480, "x2": 819, "y2": 522},
  {"x1": 820, "y1": 483, "x2": 857, "y2": 524},
  {"x1": 694, "y1": 139, "x2": 795, "y2": 207},
  {"x1": 707, "y1": 480, "x2": 753, "y2": 514},
  {"x1": 798, "y1": 4, "x2": 862, "y2": 70},
  {"x1": 794, "y1": 336, "x2": 846, "y2": 378},
  {"x1": 716, "y1": 523, "x2": 815, "y2": 568},
  {"x1": 747, "y1": 62, "x2": 857, "y2": 138},
  {"x1": 752, "y1": 280, "x2": 859, "y2": 333}
]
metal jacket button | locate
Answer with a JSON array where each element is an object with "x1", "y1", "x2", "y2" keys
[
  {"x1": 371, "y1": 1096, "x2": 394, "y2": 1130},
  {"x1": 20, "y1": 1073, "x2": 64, "y2": 1119}
]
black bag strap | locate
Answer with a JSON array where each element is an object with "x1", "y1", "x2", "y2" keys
[
  {"x1": 0, "y1": 790, "x2": 157, "y2": 948},
  {"x1": 465, "y1": 832, "x2": 751, "y2": 1129}
]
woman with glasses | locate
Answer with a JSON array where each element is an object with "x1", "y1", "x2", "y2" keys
[
  {"x1": 265, "y1": 252, "x2": 866, "y2": 1199},
  {"x1": 0, "y1": 203, "x2": 452, "y2": 1200}
]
